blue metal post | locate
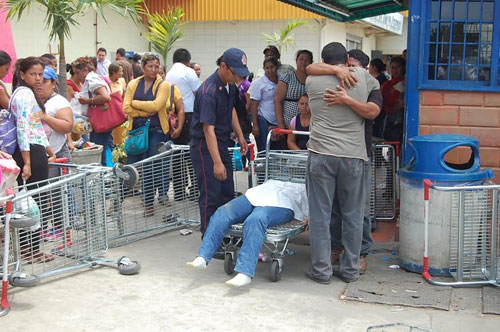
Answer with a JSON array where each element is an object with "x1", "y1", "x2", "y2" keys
[{"x1": 403, "y1": 0, "x2": 423, "y2": 166}]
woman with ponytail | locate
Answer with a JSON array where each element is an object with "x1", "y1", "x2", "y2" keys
[{"x1": 10, "y1": 56, "x2": 56, "y2": 263}]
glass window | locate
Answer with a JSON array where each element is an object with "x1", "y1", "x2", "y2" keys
[
  {"x1": 423, "y1": 0, "x2": 499, "y2": 89},
  {"x1": 454, "y1": 1, "x2": 466, "y2": 20},
  {"x1": 346, "y1": 34, "x2": 362, "y2": 51}
]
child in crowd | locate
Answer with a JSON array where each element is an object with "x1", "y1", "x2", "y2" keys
[{"x1": 287, "y1": 93, "x2": 310, "y2": 150}]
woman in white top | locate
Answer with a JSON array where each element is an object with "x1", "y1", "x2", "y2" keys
[
  {"x1": 36, "y1": 66, "x2": 74, "y2": 176},
  {"x1": 249, "y1": 57, "x2": 280, "y2": 152},
  {"x1": 10, "y1": 57, "x2": 56, "y2": 263}
]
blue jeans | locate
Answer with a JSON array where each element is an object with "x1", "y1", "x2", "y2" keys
[
  {"x1": 255, "y1": 115, "x2": 281, "y2": 152},
  {"x1": 197, "y1": 195, "x2": 294, "y2": 278},
  {"x1": 127, "y1": 127, "x2": 171, "y2": 207},
  {"x1": 90, "y1": 131, "x2": 113, "y2": 166}
]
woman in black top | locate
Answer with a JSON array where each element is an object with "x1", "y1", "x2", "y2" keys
[
  {"x1": 369, "y1": 58, "x2": 388, "y2": 138},
  {"x1": 287, "y1": 93, "x2": 310, "y2": 150},
  {"x1": 369, "y1": 58, "x2": 388, "y2": 86}
]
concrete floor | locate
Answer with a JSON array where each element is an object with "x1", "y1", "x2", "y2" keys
[{"x1": 1, "y1": 228, "x2": 499, "y2": 332}]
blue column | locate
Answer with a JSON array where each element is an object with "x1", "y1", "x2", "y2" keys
[{"x1": 403, "y1": 0, "x2": 424, "y2": 166}]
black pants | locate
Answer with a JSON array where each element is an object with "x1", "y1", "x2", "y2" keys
[
  {"x1": 13, "y1": 144, "x2": 49, "y2": 253},
  {"x1": 173, "y1": 113, "x2": 195, "y2": 200},
  {"x1": 189, "y1": 138, "x2": 234, "y2": 234}
]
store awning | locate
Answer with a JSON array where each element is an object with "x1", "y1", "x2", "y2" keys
[{"x1": 278, "y1": 0, "x2": 407, "y2": 22}]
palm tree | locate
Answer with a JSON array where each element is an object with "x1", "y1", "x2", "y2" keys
[
  {"x1": 5, "y1": 0, "x2": 144, "y2": 98},
  {"x1": 262, "y1": 19, "x2": 310, "y2": 55},
  {"x1": 144, "y1": 6, "x2": 186, "y2": 66}
]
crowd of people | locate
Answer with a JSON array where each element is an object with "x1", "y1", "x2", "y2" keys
[
  {"x1": 0, "y1": 42, "x2": 405, "y2": 282},
  {"x1": 186, "y1": 44, "x2": 406, "y2": 287}
]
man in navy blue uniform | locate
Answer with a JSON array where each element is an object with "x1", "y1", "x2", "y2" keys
[{"x1": 190, "y1": 48, "x2": 249, "y2": 241}]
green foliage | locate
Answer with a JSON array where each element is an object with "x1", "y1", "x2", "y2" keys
[
  {"x1": 5, "y1": 0, "x2": 144, "y2": 98},
  {"x1": 144, "y1": 6, "x2": 186, "y2": 65},
  {"x1": 6, "y1": 0, "x2": 144, "y2": 41},
  {"x1": 112, "y1": 121, "x2": 129, "y2": 164},
  {"x1": 261, "y1": 19, "x2": 310, "y2": 55}
]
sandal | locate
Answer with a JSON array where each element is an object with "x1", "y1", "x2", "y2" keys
[
  {"x1": 22, "y1": 253, "x2": 41, "y2": 264},
  {"x1": 25, "y1": 252, "x2": 55, "y2": 264}
]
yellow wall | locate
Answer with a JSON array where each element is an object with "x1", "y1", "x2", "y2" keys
[{"x1": 145, "y1": 0, "x2": 322, "y2": 21}]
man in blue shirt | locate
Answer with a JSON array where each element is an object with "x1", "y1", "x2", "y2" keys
[{"x1": 190, "y1": 48, "x2": 249, "y2": 244}]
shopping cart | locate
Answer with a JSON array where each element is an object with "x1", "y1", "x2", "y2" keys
[
  {"x1": 0, "y1": 168, "x2": 140, "y2": 316},
  {"x1": 371, "y1": 140, "x2": 400, "y2": 222},
  {"x1": 224, "y1": 129, "x2": 309, "y2": 282},
  {"x1": 422, "y1": 179, "x2": 499, "y2": 287}
]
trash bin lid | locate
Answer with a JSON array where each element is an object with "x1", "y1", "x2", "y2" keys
[
  {"x1": 399, "y1": 134, "x2": 494, "y2": 181},
  {"x1": 410, "y1": 134, "x2": 478, "y2": 144}
]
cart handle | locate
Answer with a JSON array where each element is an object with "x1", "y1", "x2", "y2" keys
[
  {"x1": 424, "y1": 179, "x2": 500, "y2": 192},
  {"x1": 55, "y1": 157, "x2": 68, "y2": 164},
  {"x1": 272, "y1": 128, "x2": 310, "y2": 136}
]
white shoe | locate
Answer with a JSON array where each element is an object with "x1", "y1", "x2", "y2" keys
[
  {"x1": 186, "y1": 256, "x2": 207, "y2": 269},
  {"x1": 225, "y1": 273, "x2": 252, "y2": 287}
]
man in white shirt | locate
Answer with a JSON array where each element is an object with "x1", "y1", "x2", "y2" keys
[
  {"x1": 165, "y1": 48, "x2": 201, "y2": 200},
  {"x1": 187, "y1": 180, "x2": 308, "y2": 287},
  {"x1": 95, "y1": 47, "x2": 111, "y2": 76}
]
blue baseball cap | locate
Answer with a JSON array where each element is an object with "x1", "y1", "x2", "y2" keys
[
  {"x1": 43, "y1": 66, "x2": 58, "y2": 80},
  {"x1": 221, "y1": 48, "x2": 250, "y2": 77}
]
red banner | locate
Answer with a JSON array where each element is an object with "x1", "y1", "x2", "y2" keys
[{"x1": 0, "y1": 0, "x2": 18, "y2": 83}]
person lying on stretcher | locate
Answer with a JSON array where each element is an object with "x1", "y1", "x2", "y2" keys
[{"x1": 187, "y1": 179, "x2": 308, "y2": 287}]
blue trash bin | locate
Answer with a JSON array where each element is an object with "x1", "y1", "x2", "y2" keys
[{"x1": 398, "y1": 134, "x2": 494, "y2": 275}]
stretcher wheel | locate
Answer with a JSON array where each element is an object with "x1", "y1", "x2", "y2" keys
[
  {"x1": 270, "y1": 260, "x2": 282, "y2": 282},
  {"x1": 8, "y1": 272, "x2": 40, "y2": 287},
  {"x1": 9, "y1": 215, "x2": 37, "y2": 229},
  {"x1": 117, "y1": 256, "x2": 141, "y2": 275},
  {"x1": 224, "y1": 253, "x2": 235, "y2": 275},
  {"x1": 113, "y1": 164, "x2": 139, "y2": 188}
]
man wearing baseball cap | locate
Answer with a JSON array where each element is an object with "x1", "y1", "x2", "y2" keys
[
  {"x1": 189, "y1": 48, "x2": 249, "y2": 257},
  {"x1": 255, "y1": 45, "x2": 294, "y2": 80}
]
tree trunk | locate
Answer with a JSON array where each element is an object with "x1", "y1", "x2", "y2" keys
[{"x1": 58, "y1": 35, "x2": 68, "y2": 100}]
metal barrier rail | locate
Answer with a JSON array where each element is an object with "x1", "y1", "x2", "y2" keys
[
  {"x1": 103, "y1": 146, "x2": 200, "y2": 247},
  {"x1": 372, "y1": 142, "x2": 399, "y2": 221},
  {"x1": 367, "y1": 322, "x2": 436, "y2": 332},
  {"x1": 422, "y1": 179, "x2": 499, "y2": 287},
  {"x1": 49, "y1": 146, "x2": 200, "y2": 247}
]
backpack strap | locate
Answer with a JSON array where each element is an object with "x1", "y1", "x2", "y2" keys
[{"x1": 8, "y1": 86, "x2": 25, "y2": 112}]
